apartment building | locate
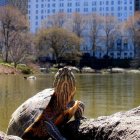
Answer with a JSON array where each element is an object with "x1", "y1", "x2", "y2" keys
[
  {"x1": 0, "y1": 0, "x2": 8, "y2": 6},
  {"x1": 27, "y1": 0, "x2": 135, "y2": 59},
  {"x1": 28, "y1": 0, "x2": 134, "y2": 33}
]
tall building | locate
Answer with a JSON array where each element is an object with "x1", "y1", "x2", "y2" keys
[
  {"x1": 0, "y1": 0, "x2": 8, "y2": 6},
  {"x1": 135, "y1": 0, "x2": 140, "y2": 11},
  {"x1": 28, "y1": 0, "x2": 134, "y2": 33},
  {"x1": 28, "y1": 0, "x2": 135, "y2": 59}
]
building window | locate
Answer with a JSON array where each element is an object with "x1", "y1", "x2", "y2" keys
[
  {"x1": 35, "y1": 21, "x2": 38, "y2": 25},
  {"x1": 52, "y1": 9, "x2": 56, "y2": 13},
  {"x1": 52, "y1": 3, "x2": 56, "y2": 7},
  {"x1": 92, "y1": 1, "x2": 96, "y2": 6},
  {"x1": 92, "y1": 7, "x2": 96, "y2": 11},
  {"x1": 60, "y1": 3, "x2": 64, "y2": 7},
  {"x1": 41, "y1": 16, "x2": 44, "y2": 19},
  {"x1": 76, "y1": 2, "x2": 80, "y2": 6},
  {"x1": 124, "y1": 0, "x2": 127, "y2": 4},
  {"x1": 111, "y1": 13, "x2": 114, "y2": 16},
  {"x1": 36, "y1": 16, "x2": 38, "y2": 19},
  {"x1": 59, "y1": 9, "x2": 64, "y2": 12},
  {"x1": 76, "y1": 8, "x2": 80, "y2": 12},
  {"x1": 106, "y1": 1, "x2": 109, "y2": 5},
  {"x1": 124, "y1": 6, "x2": 127, "y2": 10},
  {"x1": 118, "y1": 1, "x2": 121, "y2": 4},
  {"x1": 100, "y1": 7, "x2": 102, "y2": 11},
  {"x1": 47, "y1": 9, "x2": 50, "y2": 13},
  {"x1": 84, "y1": 8, "x2": 88, "y2": 12},
  {"x1": 124, "y1": 52, "x2": 127, "y2": 57},
  {"x1": 130, "y1": 6, "x2": 132, "y2": 10},
  {"x1": 41, "y1": 10, "x2": 44, "y2": 14},
  {"x1": 124, "y1": 41, "x2": 128, "y2": 49},
  {"x1": 68, "y1": 3, "x2": 72, "y2": 7},
  {"x1": 28, "y1": 10, "x2": 30, "y2": 14},
  {"x1": 106, "y1": 7, "x2": 109, "y2": 11},
  {"x1": 111, "y1": 7, "x2": 114, "y2": 11},
  {"x1": 67, "y1": 8, "x2": 72, "y2": 13},
  {"x1": 111, "y1": 1, "x2": 114, "y2": 5},
  {"x1": 100, "y1": 1, "x2": 102, "y2": 5}
]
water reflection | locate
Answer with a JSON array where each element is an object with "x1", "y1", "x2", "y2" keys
[
  {"x1": 76, "y1": 74, "x2": 140, "y2": 118},
  {"x1": 0, "y1": 73, "x2": 140, "y2": 132}
]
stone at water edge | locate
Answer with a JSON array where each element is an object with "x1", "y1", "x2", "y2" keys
[
  {"x1": 61, "y1": 106, "x2": 140, "y2": 140},
  {"x1": 0, "y1": 131, "x2": 22, "y2": 140}
]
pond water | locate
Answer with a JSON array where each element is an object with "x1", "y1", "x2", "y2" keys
[{"x1": 0, "y1": 73, "x2": 140, "y2": 132}]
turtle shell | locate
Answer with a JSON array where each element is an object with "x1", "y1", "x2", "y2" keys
[{"x1": 6, "y1": 88, "x2": 54, "y2": 137}]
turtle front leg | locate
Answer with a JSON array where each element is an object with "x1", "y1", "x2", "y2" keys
[
  {"x1": 54, "y1": 101, "x2": 85, "y2": 126},
  {"x1": 67, "y1": 100, "x2": 85, "y2": 119},
  {"x1": 74, "y1": 101, "x2": 85, "y2": 120},
  {"x1": 44, "y1": 120, "x2": 66, "y2": 140}
]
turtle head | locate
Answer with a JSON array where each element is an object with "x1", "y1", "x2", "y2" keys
[{"x1": 53, "y1": 67, "x2": 76, "y2": 109}]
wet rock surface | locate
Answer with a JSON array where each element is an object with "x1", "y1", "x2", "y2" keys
[
  {"x1": 61, "y1": 106, "x2": 140, "y2": 140},
  {"x1": 0, "y1": 131, "x2": 22, "y2": 140}
]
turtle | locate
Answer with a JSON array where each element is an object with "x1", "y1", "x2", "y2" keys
[{"x1": 6, "y1": 67, "x2": 85, "y2": 140}]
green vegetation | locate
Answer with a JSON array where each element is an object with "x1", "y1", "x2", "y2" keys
[
  {"x1": 0, "y1": 62, "x2": 33, "y2": 74},
  {"x1": 17, "y1": 64, "x2": 32, "y2": 74}
]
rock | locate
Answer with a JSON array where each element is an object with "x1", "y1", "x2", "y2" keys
[
  {"x1": 62, "y1": 106, "x2": 140, "y2": 140},
  {"x1": 82, "y1": 67, "x2": 95, "y2": 73},
  {"x1": 0, "y1": 131, "x2": 22, "y2": 140},
  {"x1": 107, "y1": 68, "x2": 125, "y2": 73},
  {"x1": 126, "y1": 69, "x2": 140, "y2": 73}
]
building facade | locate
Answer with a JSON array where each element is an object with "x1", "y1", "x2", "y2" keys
[
  {"x1": 28, "y1": 0, "x2": 134, "y2": 33},
  {"x1": 0, "y1": 0, "x2": 8, "y2": 6},
  {"x1": 28, "y1": 0, "x2": 135, "y2": 59}
]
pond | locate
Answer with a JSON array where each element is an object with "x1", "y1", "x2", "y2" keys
[{"x1": 0, "y1": 73, "x2": 140, "y2": 132}]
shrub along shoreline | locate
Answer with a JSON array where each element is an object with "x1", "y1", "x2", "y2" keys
[{"x1": 0, "y1": 63, "x2": 39, "y2": 75}]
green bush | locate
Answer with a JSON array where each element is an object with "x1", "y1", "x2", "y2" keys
[{"x1": 17, "y1": 64, "x2": 32, "y2": 74}]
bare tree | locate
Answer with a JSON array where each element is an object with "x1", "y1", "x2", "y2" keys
[
  {"x1": 8, "y1": 0, "x2": 28, "y2": 15},
  {"x1": 88, "y1": 14, "x2": 103, "y2": 57},
  {"x1": 71, "y1": 13, "x2": 87, "y2": 38},
  {"x1": 0, "y1": 6, "x2": 28, "y2": 62},
  {"x1": 36, "y1": 27, "x2": 81, "y2": 65},
  {"x1": 125, "y1": 12, "x2": 140, "y2": 67},
  {"x1": 9, "y1": 32, "x2": 32, "y2": 67},
  {"x1": 125, "y1": 12, "x2": 140, "y2": 57},
  {"x1": 42, "y1": 13, "x2": 66, "y2": 28},
  {"x1": 102, "y1": 16, "x2": 118, "y2": 57}
]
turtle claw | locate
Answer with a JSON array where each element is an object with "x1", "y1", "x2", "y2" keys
[
  {"x1": 80, "y1": 116, "x2": 87, "y2": 120},
  {"x1": 74, "y1": 101, "x2": 85, "y2": 120}
]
